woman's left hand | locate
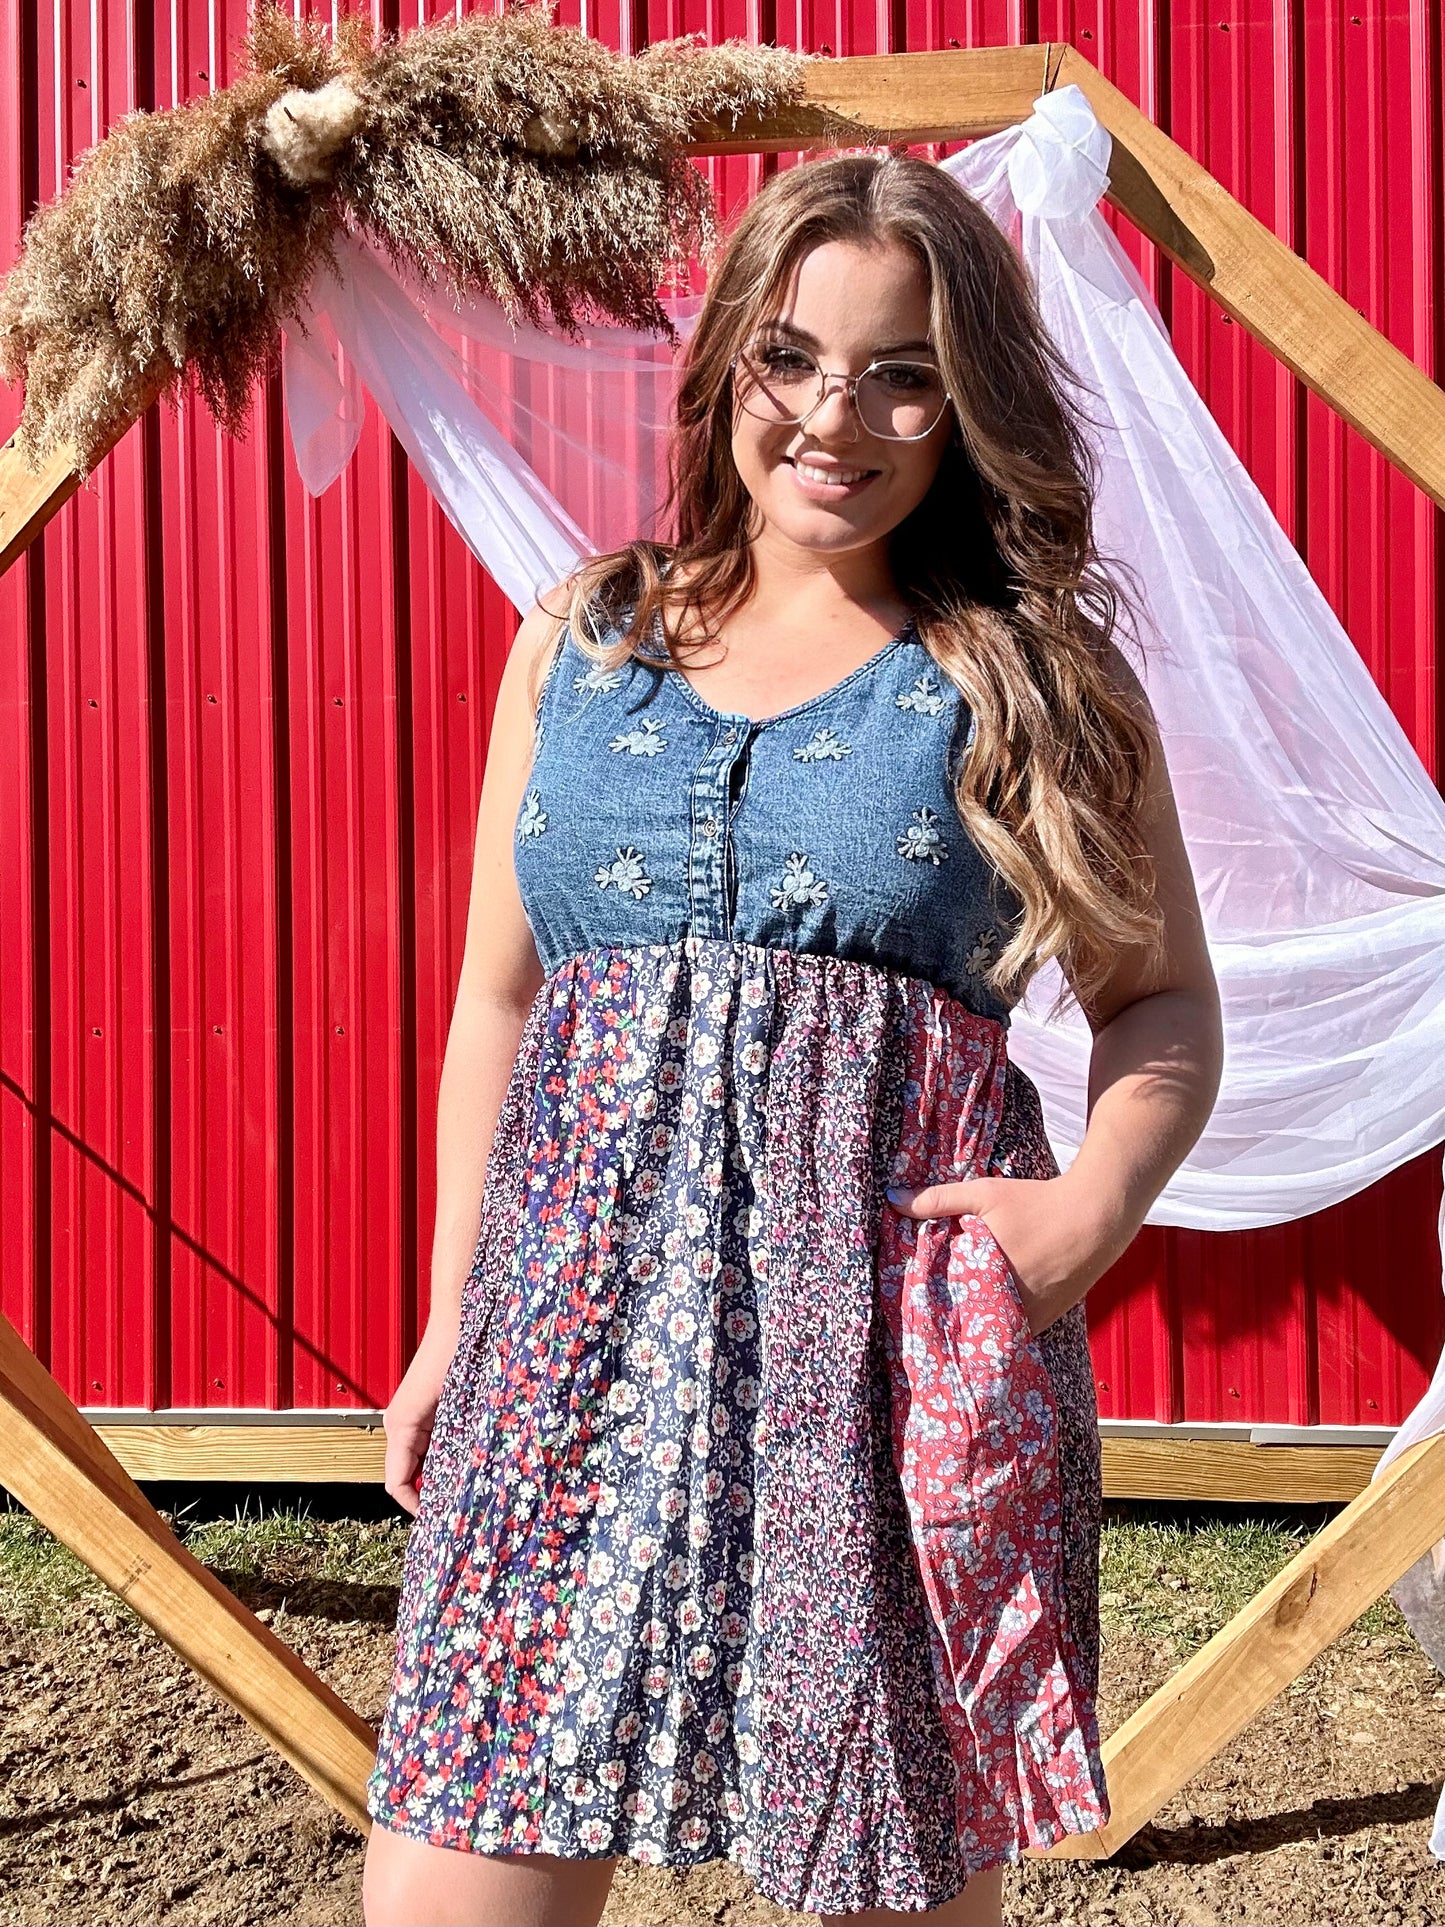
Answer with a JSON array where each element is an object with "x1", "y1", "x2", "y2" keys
[{"x1": 884, "y1": 1171, "x2": 1133, "y2": 1335}]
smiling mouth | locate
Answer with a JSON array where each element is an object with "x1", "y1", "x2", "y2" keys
[{"x1": 787, "y1": 456, "x2": 880, "y2": 487}]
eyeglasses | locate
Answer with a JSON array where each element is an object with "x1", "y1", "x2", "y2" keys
[{"x1": 730, "y1": 339, "x2": 952, "y2": 442}]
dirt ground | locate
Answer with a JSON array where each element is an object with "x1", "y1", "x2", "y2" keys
[{"x1": 2, "y1": 1494, "x2": 1443, "y2": 1927}]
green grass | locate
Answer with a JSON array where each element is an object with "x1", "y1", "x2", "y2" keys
[
  {"x1": 0, "y1": 1497, "x2": 411, "y2": 1630},
  {"x1": 1098, "y1": 1512, "x2": 1403, "y2": 1649},
  {"x1": 0, "y1": 1500, "x2": 1405, "y2": 1645}
]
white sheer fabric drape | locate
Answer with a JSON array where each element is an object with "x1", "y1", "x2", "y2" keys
[{"x1": 279, "y1": 84, "x2": 1445, "y2": 1838}]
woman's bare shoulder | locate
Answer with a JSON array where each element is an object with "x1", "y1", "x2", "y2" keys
[{"x1": 502, "y1": 577, "x2": 581, "y2": 718}]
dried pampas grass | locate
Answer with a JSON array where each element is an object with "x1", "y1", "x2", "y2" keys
[{"x1": 0, "y1": 1, "x2": 823, "y2": 476}]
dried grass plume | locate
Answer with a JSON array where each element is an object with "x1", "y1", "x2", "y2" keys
[{"x1": 0, "y1": 1, "x2": 830, "y2": 475}]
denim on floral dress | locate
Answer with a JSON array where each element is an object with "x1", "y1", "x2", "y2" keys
[{"x1": 366, "y1": 605, "x2": 1110, "y2": 1915}]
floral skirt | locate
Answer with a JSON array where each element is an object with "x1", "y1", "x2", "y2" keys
[{"x1": 366, "y1": 938, "x2": 1109, "y2": 1916}]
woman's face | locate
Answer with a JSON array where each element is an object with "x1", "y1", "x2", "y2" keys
[{"x1": 728, "y1": 236, "x2": 953, "y2": 564}]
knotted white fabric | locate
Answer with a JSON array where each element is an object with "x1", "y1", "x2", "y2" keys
[{"x1": 278, "y1": 83, "x2": 1445, "y2": 1843}]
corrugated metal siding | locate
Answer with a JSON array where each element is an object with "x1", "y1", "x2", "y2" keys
[{"x1": 1, "y1": 0, "x2": 1441, "y2": 1428}]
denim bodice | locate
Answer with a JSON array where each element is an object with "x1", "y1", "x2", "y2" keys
[{"x1": 513, "y1": 611, "x2": 1023, "y2": 1024}]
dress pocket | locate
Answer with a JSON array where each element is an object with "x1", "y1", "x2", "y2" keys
[{"x1": 957, "y1": 1210, "x2": 1036, "y2": 1346}]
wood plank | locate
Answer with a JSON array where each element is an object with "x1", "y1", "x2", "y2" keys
[
  {"x1": 692, "y1": 45, "x2": 1445, "y2": 513},
  {"x1": 1039, "y1": 1431, "x2": 1445, "y2": 1859},
  {"x1": 0, "y1": 431, "x2": 87, "y2": 576},
  {"x1": 97, "y1": 1422, "x2": 388, "y2": 1483},
  {"x1": 688, "y1": 43, "x2": 1048, "y2": 151},
  {"x1": 0, "y1": 1315, "x2": 377, "y2": 1832},
  {"x1": 1102, "y1": 1436, "x2": 1380, "y2": 1503},
  {"x1": 1051, "y1": 49, "x2": 1445, "y2": 512},
  {"x1": 81, "y1": 1422, "x2": 1386, "y2": 1496},
  {"x1": 5, "y1": 43, "x2": 1445, "y2": 590}
]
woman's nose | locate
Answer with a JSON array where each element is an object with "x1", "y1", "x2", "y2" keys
[{"x1": 804, "y1": 376, "x2": 862, "y2": 441}]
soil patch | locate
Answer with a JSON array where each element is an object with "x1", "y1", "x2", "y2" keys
[{"x1": 2, "y1": 1504, "x2": 1442, "y2": 1926}]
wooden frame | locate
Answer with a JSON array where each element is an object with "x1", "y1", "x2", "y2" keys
[
  {"x1": 3, "y1": 39, "x2": 1444, "y2": 1864},
  {"x1": 81, "y1": 1417, "x2": 1388, "y2": 1502}
]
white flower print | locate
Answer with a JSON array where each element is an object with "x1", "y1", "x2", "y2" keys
[
  {"x1": 769, "y1": 850, "x2": 829, "y2": 910},
  {"x1": 608, "y1": 716, "x2": 668, "y2": 756},
  {"x1": 896, "y1": 669, "x2": 947, "y2": 715},
  {"x1": 680, "y1": 1814, "x2": 711, "y2": 1847},
  {"x1": 573, "y1": 662, "x2": 624, "y2": 696},
  {"x1": 595, "y1": 846, "x2": 652, "y2": 899},
  {"x1": 580, "y1": 1817, "x2": 612, "y2": 1850},
  {"x1": 677, "y1": 1596, "x2": 704, "y2": 1635},
  {"x1": 515, "y1": 788, "x2": 547, "y2": 841},
  {"x1": 793, "y1": 725, "x2": 853, "y2": 762},
  {"x1": 897, "y1": 805, "x2": 950, "y2": 865}
]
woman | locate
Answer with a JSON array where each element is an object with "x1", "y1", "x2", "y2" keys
[{"x1": 361, "y1": 152, "x2": 1223, "y2": 1927}]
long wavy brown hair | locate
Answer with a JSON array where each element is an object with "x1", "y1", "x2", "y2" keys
[{"x1": 538, "y1": 151, "x2": 1166, "y2": 1016}]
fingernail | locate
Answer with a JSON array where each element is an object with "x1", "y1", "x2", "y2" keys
[{"x1": 886, "y1": 1185, "x2": 909, "y2": 1206}]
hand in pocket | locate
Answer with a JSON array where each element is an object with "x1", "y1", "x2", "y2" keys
[{"x1": 885, "y1": 1171, "x2": 1116, "y2": 1334}]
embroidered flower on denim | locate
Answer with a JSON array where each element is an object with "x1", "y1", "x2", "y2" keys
[
  {"x1": 896, "y1": 806, "x2": 949, "y2": 865},
  {"x1": 965, "y1": 925, "x2": 999, "y2": 977},
  {"x1": 895, "y1": 671, "x2": 947, "y2": 716},
  {"x1": 595, "y1": 847, "x2": 653, "y2": 899},
  {"x1": 769, "y1": 852, "x2": 829, "y2": 910},
  {"x1": 516, "y1": 788, "x2": 548, "y2": 842},
  {"x1": 574, "y1": 663, "x2": 625, "y2": 697},
  {"x1": 792, "y1": 726, "x2": 852, "y2": 763},
  {"x1": 609, "y1": 717, "x2": 668, "y2": 757}
]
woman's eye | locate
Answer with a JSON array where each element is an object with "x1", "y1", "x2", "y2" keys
[
  {"x1": 756, "y1": 346, "x2": 815, "y2": 378},
  {"x1": 874, "y1": 363, "x2": 937, "y2": 392}
]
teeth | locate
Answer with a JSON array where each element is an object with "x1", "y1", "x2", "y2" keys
[{"x1": 794, "y1": 461, "x2": 870, "y2": 486}]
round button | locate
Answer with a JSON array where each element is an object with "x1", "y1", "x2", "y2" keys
[
  {"x1": 722, "y1": 726, "x2": 738, "y2": 744},
  {"x1": 698, "y1": 815, "x2": 719, "y2": 839}
]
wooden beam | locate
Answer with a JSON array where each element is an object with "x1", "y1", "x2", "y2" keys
[
  {"x1": 1101, "y1": 1435, "x2": 1381, "y2": 1504},
  {"x1": 0, "y1": 376, "x2": 161, "y2": 574},
  {"x1": 4, "y1": 42, "x2": 1444, "y2": 585},
  {"x1": 1036, "y1": 1431, "x2": 1445, "y2": 1860},
  {"x1": 0, "y1": 1315, "x2": 377, "y2": 1833},
  {"x1": 688, "y1": 43, "x2": 1049, "y2": 151},
  {"x1": 1051, "y1": 48, "x2": 1445, "y2": 513},
  {"x1": 82, "y1": 1419, "x2": 1385, "y2": 1500},
  {"x1": 96, "y1": 1421, "x2": 388, "y2": 1484},
  {"x1": 691, "y1": 45, "x2": 1445, "y2": 512}
]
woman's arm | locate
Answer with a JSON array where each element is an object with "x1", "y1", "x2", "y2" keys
[
  {"x1": 381, "y1": 597, "x2": 565, "y2": 1512},
  {"x1": 887, "y1": 647, "x2": 1225, "y2": 1331}
]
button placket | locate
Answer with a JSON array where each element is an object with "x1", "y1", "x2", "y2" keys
[{"x1": 688, "y1": 718, "x2": 750, "y2": 938}]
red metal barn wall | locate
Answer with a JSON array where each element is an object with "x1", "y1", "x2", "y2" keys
[{"x1": 1, "y1": 0, "x2": 1441, "y2": 1436}]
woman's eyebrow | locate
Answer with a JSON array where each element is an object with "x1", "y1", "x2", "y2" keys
[{"x1": 759, "y1": 318, "x2": 936, "y2": 358}]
